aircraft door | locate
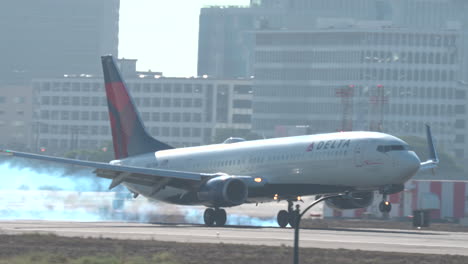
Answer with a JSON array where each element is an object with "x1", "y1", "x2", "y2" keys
[{"x1": 354, "y1": 140, "x2": 366, "y2": 167}]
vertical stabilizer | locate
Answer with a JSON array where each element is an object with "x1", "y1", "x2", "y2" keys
[{"x1": 101, "y1": 55, "x2": 173, "y2": 159}]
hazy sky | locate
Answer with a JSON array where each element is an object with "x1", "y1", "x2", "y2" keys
[{"x1": 119, "y1": 0, "x2": 249, "y2": 77}]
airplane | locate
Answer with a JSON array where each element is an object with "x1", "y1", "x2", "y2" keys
[{"x1": 0, "y1": 55, "x2": 439, "y2": 228}]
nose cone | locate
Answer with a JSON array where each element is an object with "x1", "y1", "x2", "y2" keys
[{"x1": 399, "y1": 151, "x2": 421, "y2": 181}]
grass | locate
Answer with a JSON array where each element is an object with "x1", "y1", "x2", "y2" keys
[
  {"x1": 0, "y1": 252, "x2": 180, "y2": 264},
  {"x1": 0, "y1": 233, "x2": 467, "y2": 264}
]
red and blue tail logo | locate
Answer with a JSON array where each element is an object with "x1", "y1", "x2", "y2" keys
[{"x1": 101, "y1": 56, "x2": 172, "y2": 159}]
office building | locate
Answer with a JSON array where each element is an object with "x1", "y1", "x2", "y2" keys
[
  {"x1": 252, "y1": 28, "x2": 466, "y2": 160},
  {"x1": 0, "y1": 0, "x2": 119, "y2": 84},
  {"x1": 31, "y1": 71, "x2": 252, "y2": 155}
]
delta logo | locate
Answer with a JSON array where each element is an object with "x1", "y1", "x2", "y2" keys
[{"x1": 306, "y1": 139, "x2": 351, "y2": 152}]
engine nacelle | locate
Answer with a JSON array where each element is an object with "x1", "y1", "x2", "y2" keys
[
  {"x1": 197, "y1": 175, "x2": 248, "y2": 207},
  {"x1": 325, "y1": 192, "x2": 374, "y2": 210}
]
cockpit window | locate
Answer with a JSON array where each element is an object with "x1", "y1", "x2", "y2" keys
[{"x1": 377, "y1": 145, "x2": 409, "y2": 153}]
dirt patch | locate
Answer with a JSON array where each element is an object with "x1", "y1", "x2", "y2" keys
[{"x1": 1, "y1": 233, "x2": 467, "y2": 264}]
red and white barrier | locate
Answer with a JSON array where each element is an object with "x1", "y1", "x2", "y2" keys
[{"x1": 323, "y1": 180, "x2": 468, "y2": 220}]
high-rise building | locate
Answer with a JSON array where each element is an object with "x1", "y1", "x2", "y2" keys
[
  {"x1": 196, "y1": 0, "x2": 468, "y2": 168},
  {"x1": 197, "y1": 6, "x2": 255, "y2": 79},
  {"x1": 197, "y1": 0, "x2": 391, "y2": 78},
  {"x1": 0, "y1": 0, "x2": 119, "y2": 84},
  {"x1": 252, "y1": 29, "x2": 466, "y2": 160}
]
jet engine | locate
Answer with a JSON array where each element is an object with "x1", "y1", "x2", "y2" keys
[
  {"x1": 197, "y1": 175, "x2": 248, "y2": 207},
  {"x1": 325, "y1": 191, "x2": 374, "y2": 210}
]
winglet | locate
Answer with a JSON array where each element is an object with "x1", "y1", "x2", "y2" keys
[
  {"x1": 0, "y1": 149, "x2": 14, "y2": 156},
  {"x1": 425, "y1": 124, "x2": 439, "y2": 163},
  {"x1": 420, "y1": 124, "x2": 439, "y2": 171}
]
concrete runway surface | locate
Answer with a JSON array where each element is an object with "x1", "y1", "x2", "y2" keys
[{"x1": 1, "y1": 220, "x2": 468, "y2": 256}]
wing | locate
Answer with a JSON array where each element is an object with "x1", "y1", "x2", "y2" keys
[{"x1": 0, "y1": 149, "x2": 212, "y2": 193}]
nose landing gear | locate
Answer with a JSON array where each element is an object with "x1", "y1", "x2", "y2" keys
[
  {"x1": 379, "y1": 193, "x2": 392, "y2": 214},
  {"x1": 379, "y1": 200, "x2": 392, "y2": 213}
]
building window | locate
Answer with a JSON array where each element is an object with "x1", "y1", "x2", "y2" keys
[
  {"x1": 81, "y1": 112, "x2": 89, "y2": 120},
  {"x1": 152, "y1": 113, "x2": 160, "y2": 122},
  {"x1": 72, "y1": 97, "x2": 80, "y2": 106},
  {"x1": 233, "y1": 114, "x2": 251, "y2": 123},
  {"x1": 455, "y1": 119, "x2": 465, "y2": 129},
  {"x1": 162, "y1": 113, "x2": 170, "y2": 122},
  {"x1": 60, "y1": 111, "x2": 69, "y2": 120},
  {"x1": 163, "y1": 98, "x2": 171, "y2": 107},
  {"x1": 163, "y1": 84, "x2": 172, "y2": 93},
  {"x1": 233, "y1": 99, "x2": 252, "y2": 109},
  {"x1": 100, "y1": 126, "x2": 109, "y2": 135},
  {"x1": 41, "y1": 97, "x2": 50, "y2": 105},
  {"x1": 172, "y1": 127, "x2": 180, "y2": 137},
  {"x1": 183, "y1": 98, "x2": 192, "y2": 107},
  {"x1": 194, "y1": 98, "x2": 202, "y2": 107},
  {"x1": 162, "y1": 127, "x2": 170, "y2": 136},
  {"x1": 455, "y1": 135, "x2": 465, "y2": 143},
  {"x1": 192, "y1": 128, "x2": 201, "y2": 137},
  {"x1": 183, "y1": 113, "x2": 191, "y2": 122},
  {"x1": 152, "y1": 98, "x2": 161, "y2": 107},
  {"x1": 91, "y1": 112, "x2": 99, "y2": 121},
  {"x1": 173, "y1": 98, "x2": 181, "y2": 107},
  {"x1": 101, "y1": 112, "x2": 108, "y2": 121},
  {"x1": 174, "y1": 84, "x2": 182, "y2": 93},
  {"x1": 142, "y1": 112, "x2": 150, "y2": 121},
  {"x1": 152, "y1": 84, "x2": 161, "y2": 93},
  {"x1": 193, "y1": 113, "x2": 202, "y2": 122},
  {"x1": 172, "y1": 113, "x2": 181, "y2": 122},
  {"x1": 194, "y1": 84, "x2": 203, "y2": 93},
  {"x1": 143, "y1": 98, "x2": 150, "y2": 107},
  {"x1": 92, "y1": 97, "x2": 99, "y2": 106},
  {"x1": 81, "y1": 97, "x2": 90, "y2": 106},
  {"x1": 72, "y1": 111, "x2": 79, "y2": 120}
]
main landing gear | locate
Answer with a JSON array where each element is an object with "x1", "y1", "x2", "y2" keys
[
  {"x1": 203, "y1": 208, "x2": 227, "y2": 227},
  {"x1": 379, "y1": 194, "x2": 392, "y2": 214},
  {"x1": 277, "y1": 200, "x2": 299, "y2": 228}
]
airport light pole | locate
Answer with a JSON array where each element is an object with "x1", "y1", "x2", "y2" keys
[{"x1": 293, "y1": 194, "x2": 345, "y2": 264}]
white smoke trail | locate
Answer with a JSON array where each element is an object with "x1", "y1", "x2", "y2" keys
[
  {"x1": 0, "y1": 160, "x2": 114, "y2": 221},
  {"x1": 181, "y1": 207, "x2": 278, "y2": 227},
  {"x1": 0, "y1": 159, "x2": 282, "y2": 227}
]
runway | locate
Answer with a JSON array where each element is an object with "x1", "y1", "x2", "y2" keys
[{"x1": 1, "y1": 220, "x2": 468, "y2": 256}]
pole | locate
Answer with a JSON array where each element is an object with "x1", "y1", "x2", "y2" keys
[
  {"x1": 293, "y1": 205, "x2": 301, "y2": 264},
  {"x1": 292, "y1": 194, "x2": 345, "y2": 264}
]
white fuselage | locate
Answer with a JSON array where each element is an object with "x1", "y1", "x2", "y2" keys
[{"x1": 119, "y1": 131, "x2": 421, "y2": 205}]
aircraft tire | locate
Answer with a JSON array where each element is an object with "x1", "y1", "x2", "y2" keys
[
  {"x1": 204, "y1": 208, "x2": 216, "y2": 226},
  {"x1": 277, "y1": 210, "x2": 289, "y2": 228},
  {"x1": 379, "y1": 201, "x2": 392, "y2": 213},
  {"x1": 288, "y1": 211, "x2": 298, "y2": 228},
  {"x1": 214, "y1": 209, "x2": 227, "y2": 226}
]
